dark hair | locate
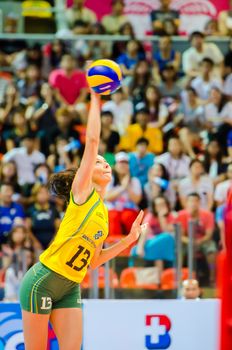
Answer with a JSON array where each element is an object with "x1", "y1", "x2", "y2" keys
[
  {"x1": 189, "y1": 31, "x2": 204, "y2": 41},
  {"x1": 136, "y1": 137, "x2": 149, "y2": 146},
  {"x1": 48, "y1": 168, "x2": 77, "y2": 203},
  {"x1": 187, "y1": 192, "x2": 201, "y2": 200},
  {"x1": 152, "y1": 195, "x2": 171, "y2": 216},
  {"x1": 201, "y1": 57, "x2": 214, "y2": 66},
  {"x1": 189, "y1": 159, "x2": 204, "y2": 169},
  {"x1": 186, "y1": 87, "x2": 198, "y2": 96},
  {"x1": 152, "y1": 163, "x2": 170, "y2": 181},
  {"x1": 144, "y1": 85, "x2": 161, "y2": 122},
  {"x1": 129, "y1": 60, "x2": 151, "y2": 95},
  {"x1": 203, "y1": 139, "x2": 223, "y2": 173},
  {"x1": 8, "y1": 225, "x2": 27, "y2": 249},
  {"x1": 210, "y1": 87, "x2": 229, "y2": 113},
  {"x1": 101, "y1": 111, "x2": 114, "y2": 118},
  {"x1": 0, "y1": 182, "x2": 14, "y2": 190}
]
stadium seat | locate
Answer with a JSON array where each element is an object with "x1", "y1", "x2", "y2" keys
[
  {"x1": 81, "y1": 266, "x2": 119, "y2": 289},
  {"x1": 22, "y1": 1, "x2": 52, "y2": 18},
  {"x1": 161, "y1": 268, "x2": 195, "y2": 290},
  {"x1": 120, "y1": 267, "x2": 159, "y2": 290}
]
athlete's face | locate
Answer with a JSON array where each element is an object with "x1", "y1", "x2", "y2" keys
[{"x1": 92, "y1": 155, "x2": 112, "y2": 185}]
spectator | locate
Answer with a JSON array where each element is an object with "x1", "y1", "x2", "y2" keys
[
  {"x1": 0, "y1": 84, "x2": 25, "y2": 128},
  {"x1": 223, "y1": 42, "x2": 232, "y2": 99},
  {"x1": 47, "y1": 136, "x2": 80, "y2": 173},
  {"x1": 158, "y1": 65, "x2": 181, "y2": 99},
  {"x1": 4, "y1": 247, "x2": 34, "y2": 301},
  {"x1": 182, "y1": 279, "x2": 201, "y2": 300},
  {"x1": 87, "y1": 23, "x2": 112, "y2": 60},
  {"x1": 190, "y1": 58, "x2": 222, "y2": 101},
  {"x1": 49, "y1": 54, "x2": 88, "y2": 106},
  {"x1": 117, "y1": 39, "x2": 145, "y2": 82},
  {"x1": 102, "y1": 89, "x2": 133, "y2": 135},
  {"x1": 144, "y1": 163, "x2": 170, "y2": 208},
  {"x1": 156, "y1": 136, "x2": 190, "y2": 181},
  {"x1": 29, "y1": 83, "x2": 58, "y2": 139},
  {"x1": 105, "y1": 152, "x2": 142, "y2": 236},
  {"x1": 0, "y1": 161, "x2": 19, "y2": 193},
  {"x1": 47, "y1": 107, "x2": 81, "y2": 156},
  {"x1": 176, "y1": 192, "x2": 216, "y2": 285},
  {"x1": 102, "y1": 0, "x2": 128, "y2": 35},
  {"x1": 100, "y1": 111, "x2": 120, "y2": 153},
  {"x1": 178, "y1": 87, "x2": 205, "y2": 157},
  {"x1": 202, "y1": 139, "x2": 227, "y2": 185},
  {"x1": 34, "y1": 163, "x2": 51, "y2": 186},
  {"x1": 129, "y1": 60, "x2": 152, "y2": 107},
  {"x1": 182, "y1": 31, "x2": 223, "y2": 79},
  {"x1": 0, "y1": 184, "x2": 25, "y2": 244},
  {"x1": 130, "y1": 195, "x2": 175, "y2": 279},
  {"x1": 204, "y1": 19, "x2": 221, "y2": 37},
  {"x1": 119, "y1": 108, "x2": 163, "y2": 154},
  {"x1": 178, "y1": 159, "x2": 214, "y2": 210},
  {"x1": 136, "y1": 85, "x2": 169, "y2": 128},
  {"x1": 3, "y1": 132, "x2": 45, "y2": 186},
  {"x1": 162, "y1": 18, "x2": 178, "y2": 36},
  {"x1": 153, "y1": 36, "x2": 181, "y2": 73},
  {"x1": 214, "y1": 163, "x2": 232, "y2": 206},
  {"x1": 112, "y1": 21, "x2": 135, "y2": 60},
  {"x1": 218, "y1": 1, "x2": 232, "y2": 36},
  {"x1": 150, "y1": 0, "x2": 180, "y2": 35},
  {"x1": 129, "y1": 137, "x2": 155, "y2": 189},
  {"x1": 204, "y1": 87, "x2": 232, "y2": 153},
  {"x1": 42, "y1": 40, "x2": 67, "y2": 76},
  {"x1": 3, "y1": 106, "x2": 30, "y2": 152},
  {"x1": 65, "y1": 0, "x2": 97, "y2": 30},
  {"x1": 17, "y1": 64, "x2": 42, "y2": 105},
  {"x1": 26, "y1": 184, "x2": 61, "y2": 250}
]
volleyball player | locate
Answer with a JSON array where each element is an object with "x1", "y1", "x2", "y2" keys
[{"x1": 19, "y1": 87, "x2": 145, "y2": 350}]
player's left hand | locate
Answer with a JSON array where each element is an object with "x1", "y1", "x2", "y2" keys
[{"x1": 127, "y1": 210, "x2": 147, "y2": 244}]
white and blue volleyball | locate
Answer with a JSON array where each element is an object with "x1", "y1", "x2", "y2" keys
[{"x1": 86, "y1": 59, "x2": 122, "y2": 95}]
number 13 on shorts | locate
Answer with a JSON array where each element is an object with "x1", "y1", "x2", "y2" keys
[{"x1": 41, "y1": 297, "x2": 52, "y2": 310}]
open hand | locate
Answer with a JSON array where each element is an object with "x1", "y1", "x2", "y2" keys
[{"x1": 127, "y1": 210, "x2": 147, "y2": 244}]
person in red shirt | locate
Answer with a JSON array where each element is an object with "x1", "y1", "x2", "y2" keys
[
  {"x1": 49, "y1": 54, "x2": 88, "y2": 106},
  {"x1": 177, "y1": 192, "x2": 217, "y2": 285}
]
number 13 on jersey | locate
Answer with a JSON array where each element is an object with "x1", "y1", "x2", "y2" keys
[{"x1": 66, "y1": 245, "x2": 91, "y2": 271}]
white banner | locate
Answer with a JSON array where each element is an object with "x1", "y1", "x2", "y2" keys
[{"x1": 83, "y1": 299, "x2": 220, "y2": 350}]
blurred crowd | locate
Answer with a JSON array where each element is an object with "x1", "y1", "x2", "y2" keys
[{"x1": 0, "y1": 0, "x2": 232, "y2": 300}]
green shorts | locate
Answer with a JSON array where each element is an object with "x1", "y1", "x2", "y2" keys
[{"x1": 20, "y1": 262, "x2": 82, "y2": 315}]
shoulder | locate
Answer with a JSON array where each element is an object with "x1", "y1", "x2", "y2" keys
[{"x1": 200, "y1": 209, "x2": 214, "y2": 219}]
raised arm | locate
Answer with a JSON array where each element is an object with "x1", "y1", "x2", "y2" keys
[{"x1": 71, "y1": 90, "x2": 101, "y2": 204}]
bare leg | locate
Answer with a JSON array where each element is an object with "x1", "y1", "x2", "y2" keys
[
  {"x1": 50, "y1": 308, "x2": 83, "y2": 350},
  {"x1": 155, "y1": 260, "x2": 164, "y2": 283},
  {"x1": 22, "y1": 310, "x2": 50, "y2": 350}
]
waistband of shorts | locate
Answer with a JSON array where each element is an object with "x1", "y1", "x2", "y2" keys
[{"x1": 38, "y1": 261, "x2": 79, "y2": 284}]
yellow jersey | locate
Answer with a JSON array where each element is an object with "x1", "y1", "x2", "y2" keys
[{"x1": 40, "y1": 189, "x2": 108, "y2": 283}]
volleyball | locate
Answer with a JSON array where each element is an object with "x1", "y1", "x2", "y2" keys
[{"x1": 86, "y1": 59, "x2": 122, "y2": 95}]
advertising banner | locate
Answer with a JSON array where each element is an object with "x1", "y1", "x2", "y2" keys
[
  {"x1": 0, "y1": 299, "x2": 220, "y2": 350},
  {"x1": 67, "y1": 0, "x2": 230, "y2": 36},
  {"x1": 83, "y1": 299, "x2": 220, "y2": 350}
]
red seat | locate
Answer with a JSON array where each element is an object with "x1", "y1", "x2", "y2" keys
[
  {"x1": 161, "y1": 268, "x2": 196, "y2": 290},
  {"x1": 120, "y1": 267, "x2": 159, "y2": 290}
]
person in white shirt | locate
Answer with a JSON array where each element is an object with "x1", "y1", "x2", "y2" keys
[
  {"x1": 3, "y1": 132, "x2": 45, "y2": 186},
  {"x1": 182, "y1": 31, "x2": 223, "y2": 79},
  {"x1": 156, "y1": 136, "x2": 190, "y2": 181},
  {"x1": 214, "y1": 163, "x2": 232, "y2": 206},
  {"x1": 178, "y1": 159, "x2": 214, "y2": 210},
  {"x1": 102, "y1": 89, "x2": 133, "y2": 135},
  {"x1": 190, "y1": 58, "x2": 222, "y2": 101}
]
